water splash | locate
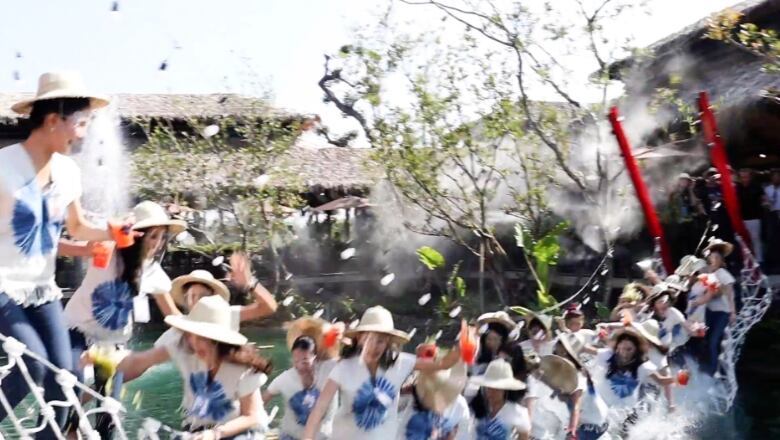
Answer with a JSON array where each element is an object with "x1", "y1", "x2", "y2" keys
[{"x1": 72, "y1": 106, "x2": 130, "y2": 223}]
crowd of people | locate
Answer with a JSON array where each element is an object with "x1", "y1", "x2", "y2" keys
[
  {"x1": 0, "y1": 72, "x2": 755, "y2": 440},
  {"x1": 666, "y1": 168, "x2": 780, "y2": 271}
]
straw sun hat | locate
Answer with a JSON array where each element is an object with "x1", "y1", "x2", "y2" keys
[
  {"x1": 675, "y1": 255, "x2": 707, "y2": 277},
  {"x1": 704, "y1": 238, "x2": 734, "y2": 257},
  {"x1": 416, "y1": 359, "x2": 468, "y2": 413},
  {"x1": 170, "y1": 270, "x2": 230, "y2": 308},
  {"x1": 12, "y1": 71, "x2": 109, "y2": 115},
  {"x1": 630, "y1": 319, "x2": 665, "y2": 349},
  {"x1": 131, "y1": 201, "x2": 187, "y2": 235},
  {"x1": 470, "y1": 358, "x2": 526, "y2": 391},
  {"x1": 344, "y1": 306, "x2": 410, "y2": 344},
  {"x1": 164, "y1": 295, "x2": 247, "y2": 346},
  {"x1": 538, "y1": 355, "x2": 579, "y2": 395},
  {"x1": 286, "y1": 317, "x2": 342, "y2": 360},
  {"x1": 477, "y1": 311, "x2": 516, "y2": 332}
]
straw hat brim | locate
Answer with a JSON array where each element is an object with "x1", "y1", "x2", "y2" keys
[
  {"x1": 611, "y1": 326, "x2": 651, "y2": 352},
  {"x1": 469, "y1": 374, "x2": 526, "y2": 391},
  {"x1": 630, "y1": 322, "x2": 664, "y2": 349},
  {"x1": 12, "y1": 92, "x2": 110, "y2": 115},
  {"x1": 705, "y1": 240, "x2": 734, "y2": 257},
  {"x1": 170, "y1": 274, "x2": 230, "y2": 308},
  {"x1": 538, "y1": 355, "x2": 579, "y2": 394},
  {"x1": 344, "y1": 325, "x2": 410, "y2": 344},
  {"x1": 556, "y1": 336, "x2": 582, "y2": 369},
  {"x1": 286, "y1": 317, "x2": 341, "y2": 360},
  {"x1": 132, "y1": 219, "x2": 188, "y2": 235},
  {"x1": 416, "y1": 360, "x2": 468, "y2": 413},
  {"x1": 164, "y1": 315, "x2": 247, "y2": 346},
  {"x1": 477, "y1": 313, "x2": 516, "y2": 331},
  {"x1": 525, "y1": 313, "x2": 553, "y2": 336}
]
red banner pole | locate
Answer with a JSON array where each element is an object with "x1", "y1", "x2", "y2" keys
[
  {"x1": 697, "y1": 91, "x2": 753, "y2": 251},
  {"x1": 608, "y1": 107, "x2": 674, "y2": 274}
]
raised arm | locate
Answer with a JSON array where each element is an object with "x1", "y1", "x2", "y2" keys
[
  {"x1": 65, "y1": 199, "x2": 113, "y2": 242},
  {"x1": 414, "y1": 346, "x2": 461, "y2": 373},
  {"x1": 301, "y1": 379, "x2": 339, "y2": 440},
  {"x1": 229, "y1": 253, "x2": 278, "y2": 322},
  {"x1": 58, "y1": 239, "x2": 96, "y2": 258}
]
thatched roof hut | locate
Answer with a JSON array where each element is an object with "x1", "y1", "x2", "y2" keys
[{"x1": 613, "y1": 0, "x2": 780, "y2": 168}]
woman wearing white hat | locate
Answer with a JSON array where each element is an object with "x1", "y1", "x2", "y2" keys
[
  {"x1": 116, "y1": 253, "x2": 277, "y2": 382},
  {"x1": 0, "y1": 71, "x2": 130, "y2": 437},
  {"x1": 301, "y1": 306, "x2": 462, "y2": 440},
  {"x1": 165, "y1": 295, "x2": 273, "y2": 439},
  {"x1": 469, "y1": 358, "x2": 530, "y2": 440},
  {"x1": 262, "y1": 318, "x2": 342, "y2": 440},
  {"x1": 473, "y1": 312, "x2": 515, "y2": 376}
]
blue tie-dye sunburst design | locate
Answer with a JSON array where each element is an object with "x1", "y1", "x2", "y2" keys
[
  {"x1": 352, "y1": 376, "x2": 396, "y2": 431},
  {"x1": 188, "y1": 372, "x2": 235, "y2": 422},
  {"x1": 608, "y1": 371, "x2": 639, "y2": 399},
  {"x1": 91, "y1": 279, "x2": 134, "y2": 331},
  {"x1": 476, "y1": 418, "x2": 508, "y2": 440},
  {"x1": 405, "y1": 411, "x2": 443, "y2": 440},
  {"x1": 658, "y1": 323, "x2": 682, "y2": 340},
  {"x1": 12, "y1": 180, "x2": 62, "y2": 257},
  {"x1": 289, "y1": 387, "x2": 320, "y2": 426}
]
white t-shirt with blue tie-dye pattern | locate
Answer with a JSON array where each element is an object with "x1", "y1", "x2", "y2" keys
[
  {"x1": 328, "y1": 352, "x2": 417, "y2": 439},
  {"x1": 0, "y1": 143, "x2": 81, "y2": 306},
  {"x1": 593, "y1": 348, "x2": 655, "y2": 409},
  {"x1": 64, "y1": 254, "x2": 172, "y2": 345},
  {"x1": 397, "y1": 394, "x2": 471, "y2": 440},
  {"x1": 266, "y1": 360, "x2": 338, "y2": 440},
  {"x1": 657, "y1": 307, "x2": 687, "y2": 350},
  {"x1": 473, "y1": 402, "x2": 530, "y2": 440}
]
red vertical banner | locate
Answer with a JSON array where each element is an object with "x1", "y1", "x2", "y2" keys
[
  {"x1": 697, "y1": 91, "x2": 753, "y2": 251},
  {"x1": 608, "y1": 107, "x2": 674, "y2": 274}
]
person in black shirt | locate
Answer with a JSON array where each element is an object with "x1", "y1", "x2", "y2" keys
[{"x1": 736, "y1": 169, "x2": 767, "y2": 264}]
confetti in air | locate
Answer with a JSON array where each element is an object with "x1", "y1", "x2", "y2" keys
[
  {"x1": 591, "y1": 284, "x2": 600, "y2": 292},
  {"x1": 600, "y1": 268, "x2": 609, "y2": 276},
  {"x1": 285, "y1": 273, "x2": 293, "y2": 281},
  {"x1": 202, "y1": 125, "x2": 220, "y2": 138},
  {"x1": 583, "y1": 296, "x2": 591, "y2": 305},
  {"x1": 282, "y1": 296, "x2": 294, "y2": 307},
  {"x1": 211, "y1": 256, "x2": 225, "y2": 267},
  {"x1": 159, "y1": 60, "x2": 168, "y2": 71},
  {"x1": 313, "y1": 309, "x2": 324, "y2": 319},
  {"x1": 254, "y1": 174, "x2": 270, "y2": 187},
  {"x1": 408, "y1": 328, "x2": 417, "y2": 339},
  {"x1": 340, "y1": 248, "x2": 356, "y2": 260},
  {"x1": 478, "y1": 324, "x2": 489, "y2": 335},
  {"x1": 418, "y1": 293, "x2": 432, "y2": 306},
  {"x1": 433, "y1": 330, "x2": 443, "y2": 341},
  {"x1": 449, "y1": 306, "x2": 462, "y2": 318},
  {"x1": 349, "y1": 319, "x2": 360, "y2": 329},
  {"x1": 380, "y1": 273, "x2": 395, "y2": 286},
  {"x1": 712, "y1": 224, "x2": 719, "y2": 232}
]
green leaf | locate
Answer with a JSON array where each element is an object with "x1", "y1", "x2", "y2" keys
[
  {"x1": 595, "y1": 301, "x2": 611, "y2": 320},
  {"x1": 537, "y1": 287, "x2": 557, "y2": 309},
  {"x1": 509, "y1": 305, "x2": 534, "y2": 316},
  {"x1": 454, "y1": 276, "x2": 466, "y2": 297},
  {"x1": 417, "y1": 246, "x2": 445, "y2": 270}
]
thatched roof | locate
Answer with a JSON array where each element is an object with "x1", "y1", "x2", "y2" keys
[
  {"x1": 131, "y1": 145, "x2": 382, "y2": 196},
  {"x1": 614, "y1": 0, "x2": 780, "y2": 105},
  {"x1": 0, "y1": 93, "x2": 291, "y2": 123}
]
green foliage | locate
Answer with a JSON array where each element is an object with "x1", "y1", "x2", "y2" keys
[
  {"x1": 417, "y1": 246, "x2": 445, "y2": 270},
  {"x1": 707, "y1": 10, "x2": 780, "y2": 74},
  {"x1": 514, "y1": 221, "x2": 568, "y2": 310},
  {"x1": 594, "y1": 301, "x2": 612, "y2": 321}
]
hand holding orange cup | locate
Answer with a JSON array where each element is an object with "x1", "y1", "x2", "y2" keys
[
  {"x1": 677, "y1": 369, "x2": 690, "y2": 386},
  {"x1": 109, "y1": 222, "x2": 135, "y2": 249},
  {"x1": 459, "y1": 320, "x2": 478, "y2": 365},
  {"x1": 92, "y1": 242, "x2": 114, "y2": 269}
]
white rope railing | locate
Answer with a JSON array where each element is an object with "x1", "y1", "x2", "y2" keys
[
  {"x1": 710, "y1": 235, "x2": 773, "y2": 414},
  {"x1": 0, "y1": 330, "x2": 203, "y2": 439}
]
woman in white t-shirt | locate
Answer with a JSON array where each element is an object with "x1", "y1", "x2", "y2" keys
[
  {"x1": 263, "y1": 317, "x2": 341, "y2": 440},
  {"x1": 519, "y1": 314, "x2": 555, "y2": 357},
  {"x1": 116, "y1": 255, "x2": 278, "y2": 382},
  {"x1": 688, "y1": 240, "x2": 737, "y2": 375},
  {"x1": 301, "y1": 306, "x2": 462, "y2": 440},
  {"x1": 165, "y1": 295, "x2": 273, "y2": 439},
  {"x1": 0, "y1": 75, "x2": 130, "y2": 437},
  {"x1": 469, "y1": 358, "x2": 530, "y2": 440},
  {"x1": 645, "y1": 288, "x2": 704, "y2": 353}
]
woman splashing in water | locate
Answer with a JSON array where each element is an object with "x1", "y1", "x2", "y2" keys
[{"x1": 0, "y1": 72, "x2": 131, "y2": 438}]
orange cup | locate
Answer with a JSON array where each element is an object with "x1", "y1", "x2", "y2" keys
[
  {"x1": 677, "y1": 369, "x2": 690, "y2": 386},
  {"x1": 323, "y1": 326, "x2": 340, "y2": 348},
  {"x1": 110, "y1": 223, "x2": 135, "y2": 249},
  {"x1": 459, "y1": 320, "x2": 477, "y2": 365},
  {"x1": 92, "y1": 242, "x2": 112, "y2": 269}
]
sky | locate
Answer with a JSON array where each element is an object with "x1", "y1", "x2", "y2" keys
[{"x1": 0, "y1": 0, "x2": 739, "y2": 134}]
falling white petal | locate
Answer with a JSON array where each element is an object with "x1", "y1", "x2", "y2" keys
[
  {"x1": 211, "y1": 256, "x2": 224, "y2": 266},
  {"x1": 380, "y1": 273, "x2": 395, "y2": 286},
  {"x1": 202, "y1": 125, "x2": 220, "y2": 138},
  {"x1": 449, "y1": 306, "x2": 462, "y2": 318},
  {"x1": 478, "y1": 324, "x2": 489, "y2": 335},
  {"x1": 418, "y1": 293, "x2": 432, "y2": 306},
  {"x1": 313, "y1": 309, "x2": 324, "y2": 319},
  {"x1": 282, "y1": 296, "x2": 294, "y2": 307},
  {"x1": 713, "y1": 202, "x2": 722, "y2": 210},
  {"x1": 591, "y1": 284, "x2": 600, "y2": 292},
  {"x1": 285, "y1": 273, "x2": 293, "y2": 281},
  {"x1": 583, "y1": 296, "x2": 591, "y2": 305},
  {"x1": 600, "y1": 268, "x2": 609, "y2": 276},
  {"x1": 508, "y1": 326, "x2": 521, "y2": 341},
  {"x1": 712, "y1": 224, "x2": 719, "y2": 231},
  {"x1": 408, "y1": 328, "x2": 417, "y2": 339},
  {"x1": 254, "y1": 174, "x2": 271, "y2": 187},
  {"x1": 349, "y1": 319, "x2": 360, "y2": 329},
  {"x1": 433, "y1": 330, "x2": 443, "y2": 341},
  {"x1": 315, "y1": 288, "x2": 324, "y2": 295},
  {"x1": 340, "y1": 248, "x2": 356, "y2": 260}
]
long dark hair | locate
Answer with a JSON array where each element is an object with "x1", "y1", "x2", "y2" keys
[
  {"x1": 340, "y1": 334, "x2": 399, "y2": 370},
  {"x1": 292, "y1": 335, "x2": 317, "y2": 354},
  {"x1": 607, "y1": 332, "x2": 645, "y2": 379},
  {"x1": 115, "y1": 227, "x2": 150, "y2": 297},
  {"x1": 216, "y1": 342, "x2": 273, "y2": 375},
  {"x1": 470, "y1": 387, "x2": 522, "y2": 419},
  {"x1": 499, "y1": 341, "x2": 529, "y2": 402},
  {"x1": 476, "y1": 323, "x2": 510, "y2": 365}
]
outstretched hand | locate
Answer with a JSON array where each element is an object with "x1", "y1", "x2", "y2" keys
[{"x1": 228, "y1": 252, "x2": 255, "y2": 289}]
